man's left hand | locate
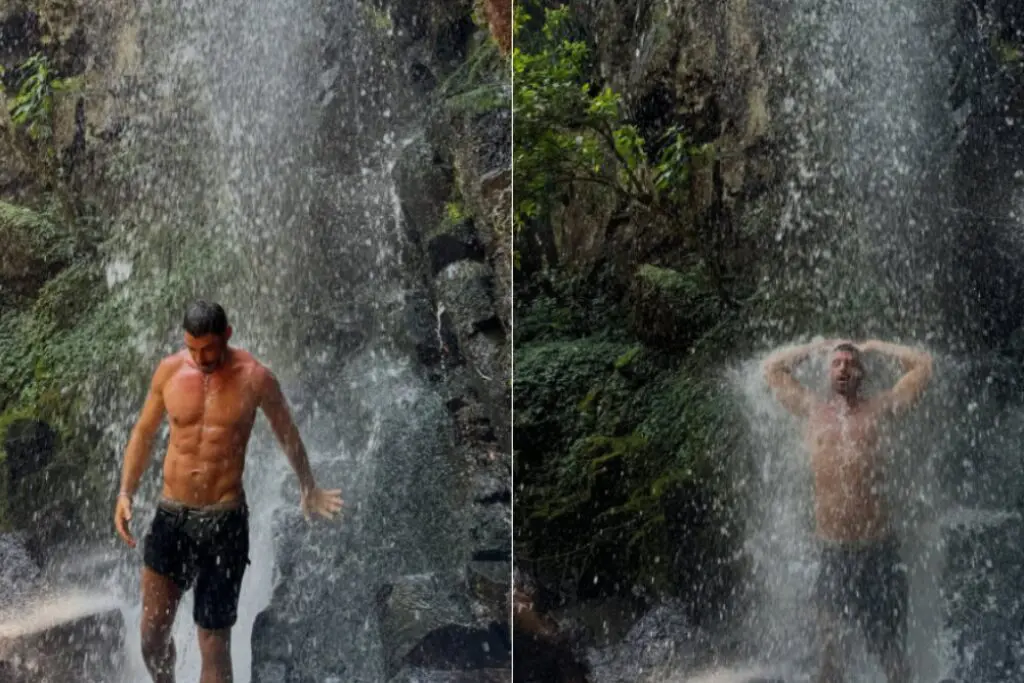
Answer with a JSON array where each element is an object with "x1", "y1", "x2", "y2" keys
[{"x1": 300, "y1": 486, "x2": 344, "y2": 522}]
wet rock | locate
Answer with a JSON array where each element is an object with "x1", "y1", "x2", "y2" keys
[
  {"x1": 434, "y1": 260, "x2": 496, "y2": 338},
  {"x1": 0, "y1": 5, "x2": 40, "y2": 67},
  {"x1": 940, "y1": 510, "x2": 1024, "y2": 683},
  {"x1": 0, "y1": 594, "x2": 124, "y2": 683},
  {"x1": 393, "y1": 136, "x2": 453, "y2": 245},
  {"x1": 392, "y1": 667, "x2": 510, "y2": 683},
  {"x1": 0, "y1": 533, "x2": 40, "y2": 611},
  {"x1": 252, "y1": 659, "x2": 288, "y2": 683},
  {"x1": 3, "y1": 418, "x2": 57, "y2": 487},
  {"x1": 452, "y1": 109, "x2": 511, "y2": 193},
  {"x1": 467, "y1": 502, "x2": 510, "y2": 561},
  {"x1": 584, "y1": 600, "x2": 713, "y2": 683},
  {"x1": 377, "y1": 572, "x2": 510, "y2": 679},
  {"x1": 396, "y1": 286, "x2": 462, "y2": 368},
  {"x1": 427, "y1": 218, "x2": 486, "y2": 276},
  {"x1": 467, "y1": 560, "x2": 509, "y2": 614},
  {"x1": 469, "y1": 470, "x2": 509, "y2": 505}
]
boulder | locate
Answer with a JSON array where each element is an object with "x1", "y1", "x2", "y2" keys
[
  {"x1": 426, "y1": 218, "x2": 486, "y2": 276},
  {"x1": 392, "y1": 667, "x2": 510, "y2": 683},
  {"x1": 0, "y1": 592, "x2": 125, "y2": 683},
  {"x1": 392, "y1": 136, "x2": 453, "y2": 246},
  {"x1": 434, "y1": 260, "x2": 497, "y2": 338},
  {"x1": 376, "y1": 572, "x2": 510, "y2": 679}
]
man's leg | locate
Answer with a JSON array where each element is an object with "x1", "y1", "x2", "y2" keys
[
  {"x1": 141, "y1": 567, "x2": 183, "y2": 683},
  {"x1": 816, "y1": 607, "x2": 845, "y2": 683},
  {"x1": 865, "y1": 540, "x2": 910, "y2": 683},
  {"x1": 815, "y1": 543, "x2": 855, "y2": 683},
  {"x1": 193, "y1": 507, "x2": 248, "y2": 683},
  {"x1": 880, "y1": 645, "x2": 910, "y2": 683},
  {"x1": 197, "y1": 627, "x2": 233, "y2": 683}
]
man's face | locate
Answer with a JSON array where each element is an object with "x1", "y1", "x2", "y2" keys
[
  {"x1": 185, "y1": 331, "x2": 229, "y2": 373},
  {"x1": 829, "y1": 350, "x2": 863, "y2": 397}
]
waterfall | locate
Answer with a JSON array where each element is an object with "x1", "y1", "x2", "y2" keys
[
  {"x1": 61, "y1": 0, "x2": 468, "y2": 680},
  {"x1": 730, "y1": 1, "x2": 1024, "y2": 682}
]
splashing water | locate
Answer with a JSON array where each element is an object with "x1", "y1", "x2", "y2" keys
[
  {"x1": 7, "y1": 0, "x2": 469, "y2": 681},
  {"x1": 728, "y1": 344, "x2": 1024, "y2": 683},
  {"x1": 719, "y1": 0, "x2": 967, "y2": 680}
]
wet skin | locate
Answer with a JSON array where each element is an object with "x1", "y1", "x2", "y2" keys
[{"x1": 114, "y1": 329, "x2": 342, "y2": 683}]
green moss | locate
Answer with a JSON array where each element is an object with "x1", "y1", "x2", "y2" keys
[
  {"x1": 613, "y1": 345, "x2": 641, "y2": 370},
  {"x1": 993, "y1": 37, "x2": 1023, "y2": 65},
  {"x1": 513, "y1": 338, "x2": 633, "y2": 455},
  {"x1": 516, "y1": 322, "x2": 743, "y2": 602}
]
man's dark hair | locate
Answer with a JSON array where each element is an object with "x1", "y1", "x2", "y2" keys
[
  {"x1": 833, "y1": 342, "x2": 863, "y2": 368},
  {"x1": 183, "y1": 300, "x2": 228, "y2": 337}
]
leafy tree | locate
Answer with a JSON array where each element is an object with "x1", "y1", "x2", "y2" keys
[{"x1": 512, "y1": 5, "x2": 710, "y2": 242}]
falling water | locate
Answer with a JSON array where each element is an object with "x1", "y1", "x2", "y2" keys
[
  {"x1": 726, "y1": 1, "x2": 1024, "y2": 682},
  {"x1": 21, "y1": 0, "x2": 469, "y2": 681}
]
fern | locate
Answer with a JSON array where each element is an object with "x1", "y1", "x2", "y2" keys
[{"x1": 0, "y1": 200, "x2": 56, "y2": 234}]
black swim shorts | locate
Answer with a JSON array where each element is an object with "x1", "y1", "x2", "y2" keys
[
  {"x1": 143, "y1": 499, "x2": 250, "y2": 630},
  {"x1": 814, "y1": 534, "x2": 908, "y2": 656}
]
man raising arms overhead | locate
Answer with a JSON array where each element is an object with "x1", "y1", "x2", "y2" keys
[
  {"x1": 763, "y1": 338, "x2": 933, "y2": 683},
  {"x1": 114, "y1": 300, "x2": 343, "y2": 683}
]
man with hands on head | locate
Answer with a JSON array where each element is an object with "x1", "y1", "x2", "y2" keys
[{"x1": 762, "y1": 337, "x2": 933, "y2": 683}]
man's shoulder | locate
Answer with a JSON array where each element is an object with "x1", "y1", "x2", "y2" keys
[
  {"x1": 231, "y1": 348, "x2": 268, "y2": 373},
  {"x1": 230, "y1": 349, "x2": 274, "y2": 388},
  {"x1": 155, "y1": 352, "x2": 187, "y2": 378}
]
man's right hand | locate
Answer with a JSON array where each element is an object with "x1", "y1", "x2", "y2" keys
[{"x1": 114, "y1": 494, "x2": 136, "y2": 548}]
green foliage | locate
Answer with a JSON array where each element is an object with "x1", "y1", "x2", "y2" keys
[
  {"x1": 438, "y1": 25, "x2": 509, "y2": 116},
  {"x1": 0, "y1": 54, "x2": 75, "y2": 144},
  {"x1": 0, "y1": 199, "x2": 76, "y2": 264},
  {"x1": 512, "y1": 5, "x2": 709, "y2": 239},
  {"x1": 514, "y1": 338, "x2": 633, "y2": 454},
  {"x1": 992, "y1": 36, "x2": 1023, "y2": 66},
  {"x1": 515, "y1": 331, "x2": 742, "y2": 602},
  {"x1": 514, "y1": 264, "x2": 630, "y2": 346},
  {"x1": 445, "y1": 200, "x2": 469, "y2": 225}
]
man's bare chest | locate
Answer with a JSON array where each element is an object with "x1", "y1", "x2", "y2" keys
[
  {"x1": 164, "y1": 373, "x2": 257, "y2": 427},
  {"x1": 807, "y1": 407, "x2": 879, "y2": 452}
]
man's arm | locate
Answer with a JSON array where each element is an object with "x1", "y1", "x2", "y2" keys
[
  {"x1": 119, "y1": 359, "x2": 171, "y2": 497},
  {"x1": 258, "y1": 368, "x2": 343, "y2": 521},
  {"x1": 762, "y1": 339, "x2": 832, "y2": 417},
  {"x1": 115, "y1": 358, "x2": 172, "y2": 547},
  {"x1": 861, "y1": 339, "x2": 933, "y2": 416},
  {"x1": 258, "y1": 368, "x2": 317, "y2": 496}
]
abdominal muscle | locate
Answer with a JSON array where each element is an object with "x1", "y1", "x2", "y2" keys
[
  {"x1": 161, "y1": 421, "x2": 252, "y2": 507},
  {"x1": 812, "y1": 467, "x2": 889, "y2": 542}
]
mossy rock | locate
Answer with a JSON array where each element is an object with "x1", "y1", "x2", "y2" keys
[
  {"x1": 516, "y1": 332, "x2": 743, "y2": 602},
  {"x1": 513, "y1": 338, "x2": 633, "y2": 458},
  {"x1": 628, "y1": 262, "x2": 722, "y2": 350},
  {"x1": 0, "y1": 200, "x2": 74, "y2": 305}
]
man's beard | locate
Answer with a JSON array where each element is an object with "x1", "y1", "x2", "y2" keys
[{"x1": 200, "y1": 353, "x2": 224, "y2": 373}]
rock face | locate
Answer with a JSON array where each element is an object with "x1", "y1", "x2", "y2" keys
[
  {"x1": 376, "y1": 572, "x2": 510, "y2": 678},
  {"x1": 940, "y1": 511, "x2": 1024, "y2": 683},
  {"x1": 1, "y1": 419, "x2": 77, "y2": 560}
]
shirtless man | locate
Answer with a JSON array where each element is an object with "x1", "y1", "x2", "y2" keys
[
  {"x1": 114, "y1": 301, "x2": 343, "y2": 683},
  {"x1": 763, "y1": 338, "x2": 933, "y2": 683}
]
